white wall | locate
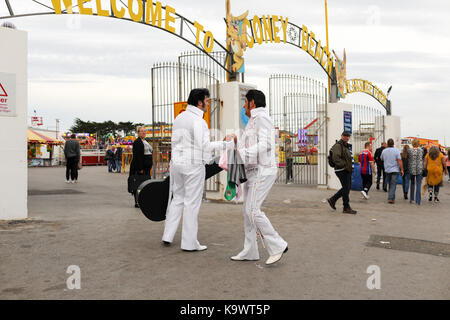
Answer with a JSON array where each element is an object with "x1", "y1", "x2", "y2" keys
[
  {"x1": 206, "y1": 81, "x2": 256, "y2": 201},
  {"x1": 0, "y1": 28, "x2": 28, "y2": 220},
  {"x1": 326, "y1": 103, "x2": 353, "y2": 190},
  {"x1": 384, "y1": 115, "x2": 402, "y2": 148}
]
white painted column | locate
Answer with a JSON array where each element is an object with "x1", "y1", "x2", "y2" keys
[
  {"x1": 373, "y1": 115, "x2": 385, "y2": 152},
  {"x1": 206, "y1": 82, "x2": 256, "y2": 201},
  {"x1": 384, "y1": 115, "x2": 402, "y2": 148},
  {"x1": 0, "y1": 27, "x2": 28, "y2": 220},
  {"x1": 326, "y1": 103, "x2": 353, "y2": 190}
]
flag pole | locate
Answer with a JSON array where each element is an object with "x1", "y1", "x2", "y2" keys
[{"x1": 325, "y1": 0, "x2": 331, "y2": 99}]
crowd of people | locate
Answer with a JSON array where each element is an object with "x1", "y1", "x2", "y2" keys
[
  {"x1": 328, "y1": 134, "x2": 449, "y2": 213},
  {"x1": 104, "y1": 144, "x2": 124, "y2": 173}
]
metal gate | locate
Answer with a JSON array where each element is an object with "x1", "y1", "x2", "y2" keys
[
  {"x1": 352, "y1": 104, "x2": 386, "y2": 155},
  {"x1": 151, "y1": 51, "x2": 225, "y2": 192},
  {"x1": 269, "y1": 74, "x2": 328, "y2": 186}
]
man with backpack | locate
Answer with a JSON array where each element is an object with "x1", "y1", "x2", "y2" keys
[{"x1": 327, "y1": 131, "x2": 357, "y2": 214}]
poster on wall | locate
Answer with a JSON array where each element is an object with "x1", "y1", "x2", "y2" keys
[
  {"x1": 0, "y1": 72, "x2": 16, "y2": 117},
  {"x1": 343, "y1": 111, "x2": 352, "y2": 134},
  {"x1": 173, "y1": 101, "x2": 210, "y2": 128}
]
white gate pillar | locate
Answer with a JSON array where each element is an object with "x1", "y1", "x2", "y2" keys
[
  {"x1": 0, "y1": 27, "x2": 28, "y2": 220},
  {"x1": 325, "y1": 103, "x2": 353, "y2": 190},
  {"x1": 384, "y1": 115, "x2": 402, "y2": 148},
  {"x1": 206, "y1": 82, "x2": 256, "y2": 201}
]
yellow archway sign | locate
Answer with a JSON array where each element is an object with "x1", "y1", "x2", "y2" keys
[{"x1": 174, "y1": 101, "x2": 211, "y2": 128}]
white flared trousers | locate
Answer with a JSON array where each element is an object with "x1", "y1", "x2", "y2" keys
[
  {"x1": 237, "y1": 169, "x2": 287, "y2": 260},
  {"x1": 162, "y1": 163, "x2": 205, "y2": 250}
]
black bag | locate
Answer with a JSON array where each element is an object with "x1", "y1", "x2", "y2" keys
[
  {"x1": 422, "y1": 168, "x2": 427, "y2": 177},
  {"x1": 128, "y1": 174, "x2": 151, "y2": 194},
  {"x1": 328, "y1": 143, "x2": 343, "y2": 168},
  {"x1": 328, "y1": 149, "x2": 335, "y2": 168}
]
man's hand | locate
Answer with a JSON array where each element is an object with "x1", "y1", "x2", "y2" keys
[
  {"x1": 139, "y1": 170, "x2": 144, "y2": 174},
  {"x1": 224, "y1": 134, "x2": 237, "y2": 143}
]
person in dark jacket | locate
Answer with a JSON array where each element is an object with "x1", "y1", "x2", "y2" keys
[
  {"x1": 374, "y1": 142, "x2": 387, "y2": 191},
  {"x1": 401, "y1": 145, "x2": 410, "y2": 200},
  {"x1": 114, "y1": 145, "x2": 123, "y2": 173},
  {"x1": 63, "y1": 133, "x2": 80, "y2": 183},
  {"x1": 327, "y1": 131, "x2": 357, "y2": 214},
  {"x1": 105, "y1": 146, "x2": 115, "y2": 172},
  {"x1": 129, "y1": 127, "x2": 153, "y2": 207}
]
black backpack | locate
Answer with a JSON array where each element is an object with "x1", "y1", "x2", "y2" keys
[{"x1": 328, "y1": 143, "x2": 343, "y2": 168}]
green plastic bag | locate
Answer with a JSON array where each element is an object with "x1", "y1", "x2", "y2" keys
[{"x1": 224, "y1": 173, "x2": 236, "y2": 201}]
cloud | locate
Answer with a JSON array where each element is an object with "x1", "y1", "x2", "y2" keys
[{"x1": 1, "y1": 0, "x2": 449, "y2": 143}]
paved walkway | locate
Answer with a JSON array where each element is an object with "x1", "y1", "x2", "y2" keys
[{"x1": 1, "y1": 166, "x2": 449, "y2": 299}]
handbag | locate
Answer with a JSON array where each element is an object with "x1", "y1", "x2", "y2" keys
[
  {"x1": 422, "y1": 168, "x2": 427, "y2": 177},
  {"x1": 128, "y1": 174, "x2": 151, "y2": 194},
  {"x1": 78, "y1": 161, "x2": 83, "y2": 170}
]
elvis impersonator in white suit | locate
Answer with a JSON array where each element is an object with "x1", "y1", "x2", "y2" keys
[
  {"x1": 162, "y1": 88, "x2": 235, "y2": 251},
  {"x1": 232, "y1": 89, "x2": 288, "y2": 265}
]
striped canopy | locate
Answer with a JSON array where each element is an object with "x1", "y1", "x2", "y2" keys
[{"x1": 28, "y1": 129, "x2": 63, "y2": 145}]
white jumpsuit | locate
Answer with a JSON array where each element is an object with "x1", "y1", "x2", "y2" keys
[
  {"x1": 236, "y1": 107, "x2": 288, "y2": 259},
  {"x1": 162, "y1": 105, "x2": 232, "y2": 250}
]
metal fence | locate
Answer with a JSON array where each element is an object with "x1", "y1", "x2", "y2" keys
[
  {"x1": 352, "y1": 104, "x2": 386, "y2": 156},
  {"x1": 178, "y1": 51, "x2": 228, "y2": 85},
  {"x1": 151, "y1": 52, "x2": 223, "y2": 192},
  {"x1": 269, "y1": 74, "x2": 328, "y2": 186}
]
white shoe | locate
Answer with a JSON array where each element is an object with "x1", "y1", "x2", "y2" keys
[
  {"x1": 182, "y1": 245, "x2": 207, "y2": 252},
  {"x1": 361, "y1": 190, "x2": 369, "y2": 199},
  {"x1": 74, "y1": 180, "x2": 78, "y2": 183},
  {"x1": 71, "y1": 180, "x2": 75, "y2": 184},
  {"x1": 265, "y1": 246, "x2": 288, "y2": 265},
  {"x1": 230, "y1": 255, "x2": 259, "y2": 261},
  {"x1": 65, "y1": 180, "x2": 70, "y2": 184},
  {"x1": 231, "y1": 255, "x2": 245, "y2": 261}
]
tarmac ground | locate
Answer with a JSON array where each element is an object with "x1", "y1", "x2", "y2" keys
[{"x1": 1, "y1": 166, "x2": 449, "y2": 299}]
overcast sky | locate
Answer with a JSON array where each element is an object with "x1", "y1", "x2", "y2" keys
[{"x1": 1, "y1": 0, "x2": 449, "y2": 144}]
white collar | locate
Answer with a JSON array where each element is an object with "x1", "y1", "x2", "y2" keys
[
  {"x1": 187, "y1": 105, "x2": 204, "y2": 117},
  {"x1": 250, "y1": 107, "x2": 266, "y2": 118}
]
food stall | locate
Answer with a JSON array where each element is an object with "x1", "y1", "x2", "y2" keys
[{"x1": 28, "y1": 129, "x2": 63, "y2": 167}]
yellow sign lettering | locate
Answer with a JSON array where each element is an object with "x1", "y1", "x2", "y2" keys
[
  {"x1": 165, "y1": 5, "x2": 176, "y2": 33},
  {"x1": 128, "y1": 0, "x2": 143, "y2": 22},
  {"x1": 280, "y1": 17, "x2": 288, "y2": 43},
  {"x1": 204, "y1": 31, "x2": 214, "y2": 53},
  {"x1": 321, "y1": 46, "x2": 328, "y2": 68},
  {"x1": 146, "y1": 1, "x2": 162, "y2": 27},
  {"x1": 194, "y1": 21, "x2": 204, "y2": 46},
  {"x1": 78, "y1": 0, "x2": 92, "y2": 15},
  {"x1": 301, "y1": 25, "x2": 308, "y2": 51},
  {"x1": 272, "y1": 15, "x2": 281, "y2": 43},
  {"x1": 96, "y1": 0, "x2": 109, "y2": 17},
  {"x1": 243, "y1": 19, "x2": 254, "y2": 48},
  {"x1": 314, "y1": 40, "x2": 322, "y2": 62},
  {"x1": 111, "y1": 0, "x2": 125, "y2": 18},
  {"x1": 252, "y1": 16, "x2": 264, "y2": 45},
  {"x1": 51, "y1": 0, "x2": 73, "y2": 14},
  {"x1": 326, "y1": 52, "x2": 333, "y2": 75},
  {"x1": 308, "y1": 32, "x2": 316, "y2": 57},
  {"x1": 262, "y1": 15, "x2": 273, "y2": 43}
]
